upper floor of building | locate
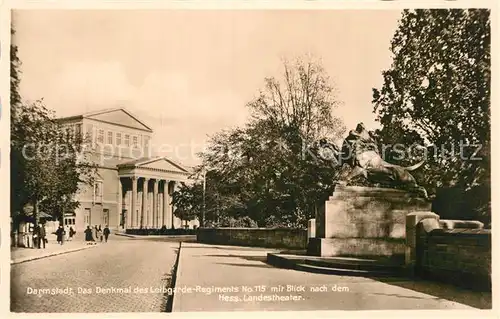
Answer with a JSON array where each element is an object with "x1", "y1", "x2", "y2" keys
[{"x1": 57, "y1": 108, "x2": 154, "y2": 163}]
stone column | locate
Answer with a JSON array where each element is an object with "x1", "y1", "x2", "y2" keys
[
  {"x1": 142, "y1": 178, "x2": 149, "y2": 228},
  {"x1": 118, "y1": 178, "x2": 123, "y2": 229},
  {"x1": 131, "y1": 176, "x2": 138, "y2": 229},
  {"x1": 125, "y1": 186, "x2": 132, "y2": 229},
  {"x1": 163, "y1": 180, "x2": 170, "y2": 228},
  {"x1": 169, "y1": 181, "x2": 176, "y2": 228},
  {"x1": 153, "y1": 179, "x2": 159, "y2": 228}
]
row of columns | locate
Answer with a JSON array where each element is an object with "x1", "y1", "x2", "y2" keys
[{"x1": 118, "y1": 176, "x2": 175, "y2": 229}]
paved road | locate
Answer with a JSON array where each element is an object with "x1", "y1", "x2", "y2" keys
[
  {"x1": 11, "y1": 235, "x2": 179, "y2": 313},
  {"x1": 173, "y1": 243, "x2": 490, "y2": 311}
]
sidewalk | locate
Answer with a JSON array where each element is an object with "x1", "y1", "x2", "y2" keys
[
  {"x1": 11, "y1": 235, "x2": 98, "y2": 265},
  {"x1": 172, "y1": 243, "x2": 489, "y2": 311}
]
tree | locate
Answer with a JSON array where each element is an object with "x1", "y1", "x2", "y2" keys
[
  {"x1": 10, "y1": 26, "x2": 97, "y2": 227},
  {"x1": 172, "y1": 181, "x2": 202, "y2": 225},
  {"x1": 372, "y1": 9, "x2": 490, "y2": 223},
  {"x1": 11, "y1": 99, "x2": 97, "y2": 225},
  {"x1": 248, "y1": 57, "x2": 345, "y2": 143},
  {"x1": 10, "y1": 26, "x2": 24, "y2": 215},
  {"x1": 190, "y1": 57, "x2": 346, "y2": 228},
  {"x1": 38, "y1": 123, "x2": 96, "y2": 224}
]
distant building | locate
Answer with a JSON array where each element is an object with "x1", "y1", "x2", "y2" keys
[{"x1": 57, "y1": 108, "x2": 195, "y2": 231}]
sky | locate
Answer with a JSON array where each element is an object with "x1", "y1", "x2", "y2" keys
[{"x1": 13, "y1": 10, "x2": 402, "y2": 166}]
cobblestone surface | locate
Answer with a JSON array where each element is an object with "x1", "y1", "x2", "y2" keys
[{"x1": 11, "y1": 235, "x2": 179, "y2": 313}]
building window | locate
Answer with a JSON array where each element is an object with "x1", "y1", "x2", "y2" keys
[
  {"x1": 64, "y1": 217, "x2": 76, "y2": 226},
  {"x1": 133, "y1": 136, "x2": 138, "y2": 147},
  {"x1": 84, "y1": 208, "x2": 91, "y2": 225},
  {"x1": 103, "y1": 209, "x2": 109, "y2": 226},
  {"x1": 107, "y1": 131, "x2": 113, "y2": 145},
  {"x1": 75, "y1": 124, "x2": 82, "y2": 136},
  {"x1": 97, "y1": 129, "x2": 104, "y2": 144},
  {"x1": 124, "y1": 134, "x2": 130, "y2": 146},
  {"x1": 85, "y1": 124, "x2": 93, "y2": 143},
  {"x1": 63, "y1": 125, "x2": 74, "y2": 136},
  {"x1": 94, "y1": 181, "x2": 103, "y2": 203},
  {"x1": 116, "y1": 133, "x2": 122, "y2": 146}
]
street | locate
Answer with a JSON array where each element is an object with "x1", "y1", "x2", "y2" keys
[
  {"x1": 11, "y1": 237, "x2": 491, "y2": 313},
  {"x1": 11, "y1": 235, "x2": 179, "y2": 313}
]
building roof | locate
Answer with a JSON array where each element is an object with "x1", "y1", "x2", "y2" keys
[
  {"x1": 57, "y1": 107, "x2": 153, "y2": 133},
  {"x1": 117, "y1": 156, "x2": 192, "y2": 174}
]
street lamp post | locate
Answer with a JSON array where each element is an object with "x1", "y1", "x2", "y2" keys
[{"x1": 202, "y1": 170, "x2": 206, "y2": 228}]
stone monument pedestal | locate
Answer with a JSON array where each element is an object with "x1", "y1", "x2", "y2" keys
[{"x1": 308, "y1": 185, "x2": 431, "y2": 257}]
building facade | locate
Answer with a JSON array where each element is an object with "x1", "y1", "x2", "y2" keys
[{"x1": 58, "y1": 108, "x2": 193, "y2": 232}]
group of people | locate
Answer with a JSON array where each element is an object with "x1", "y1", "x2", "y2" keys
[
  {"x1": 31, "y1": 224, "x2": 76, "y2": 248},
  {"x1": 84, "y1": 225, "x2": 110, "y2": 245},
  {"x1": 55, "y1": 225, "x2": 76, "y2": 244},
  {"x1": 32, "y1": 224, "x2": 47, "y2": 249}
]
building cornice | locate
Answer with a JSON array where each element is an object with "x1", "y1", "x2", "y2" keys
[{"x1": 84, "y1": 118, "x2": 153, "y2": 133}]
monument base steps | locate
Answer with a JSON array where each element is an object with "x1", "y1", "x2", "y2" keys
[{"x1": 266, "y1": 253, "x2": 407, "y2": 277}]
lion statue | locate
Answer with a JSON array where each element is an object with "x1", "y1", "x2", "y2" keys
[{"x1": 316, "y1": 122, "x2": 428, "y2": 199}]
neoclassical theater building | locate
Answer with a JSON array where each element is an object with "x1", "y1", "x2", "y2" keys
[{"x1": 57, "y1": 108, "x2": 194, "y2": 231}]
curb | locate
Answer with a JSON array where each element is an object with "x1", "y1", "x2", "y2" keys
[
  {"x1": 114, "y1": 233, "x2": 196, "y2": 240},
  {"x1": 114, "y1": 233, "x2": 136, "y2": 238},
  {"x1": 169, "y1": 241, "x2": 183, "y2": 312},
  {"x1": 11, "y1": 245, "x2": 98, "y2": 265}
]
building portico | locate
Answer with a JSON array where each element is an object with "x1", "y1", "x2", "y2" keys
[{"x1": 118, "y1": 157, "x2": 190, "y2": 229}]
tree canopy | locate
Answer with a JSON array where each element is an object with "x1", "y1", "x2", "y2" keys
[
  {"x1": 174, "y1": 58, "x2": 345, "y2": 228},
  {"x1": 372, "y1": 9, "x2": 490, "y2": 224}
]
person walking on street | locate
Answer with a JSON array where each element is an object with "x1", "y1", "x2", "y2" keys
[
  {"x1": 97, "y1": 225, "x2": 103, "y2": 242},
  {"x1": 33, "y1": 225, "x2": 40, "y2": 249},
  {"x1": 84, "y1": 226, "x2": 94, "y2": 245},
  {"x1": 55, "y1": 225, "x2": 65, "y2": 245},
  {"x1": 93, "y1": 225, "x2": 99, "y2": 244},
  {"x1": 69, "y1": 226, "x2": 75, "y2": 241},
  {"x1": 65, "y1": 225, "x2": 70, "y2": 242},
  {"x1": 103, "y1": 225, "x2": 110, "y2": 243},
  {"x1": 38, "y1": 223, "x2": 46, "y2": 249}
]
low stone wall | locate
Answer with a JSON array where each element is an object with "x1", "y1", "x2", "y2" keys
[
  {"x1": 407, "y1": 213, "x2": 491, "y2": 291},
  {"x1": 197, "y1": 228, "x2": 308, "y2": 249},
  {"x1": 126, "y1": 228, "x2": 197, "y2": 236}
]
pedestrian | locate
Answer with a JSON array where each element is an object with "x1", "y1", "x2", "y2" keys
[
  {"x1": 93, "y1": 225, "x2": 99, "y2": 243},
  {"x1": 84, "y1": 226, "x2": 94, "y2": 245},
  {"x1": 39, "y1": 223, "x2": 47, "y2": 249},
  {"x1": 97, "y1": 225, "x2": 103, "y2": 242},
  {"x1": 69, "y1": 226, "x2": 75, "y2": 241},
  {"x1": 65, "y1": 225, "x2": 70, "y2": 242},
  {"x1": 55, "y1": 225, "x2": 65, "y2": 245},
  {"x1": 103, "y1": 225, "x2": 110, "y2": 243},
  {"x1": 33, "y1": 225, "x2": 40, "y2": 249}
]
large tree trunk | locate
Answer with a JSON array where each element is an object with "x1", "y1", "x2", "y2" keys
[{"x1": 33, "y1": 200, "x2": 39, "y2": 227}]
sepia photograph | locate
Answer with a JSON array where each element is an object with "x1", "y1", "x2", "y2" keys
[{"x1": 7, "y1": 5, "x2": 492, "y2": 313}]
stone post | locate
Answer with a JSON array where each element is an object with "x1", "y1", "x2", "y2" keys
[
  {"x1": 405, "y1": 211, "x2": 439, "y2": 271},
  {"x1": 307, "y1": 219, "x2": 316, "y2": 241}
]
